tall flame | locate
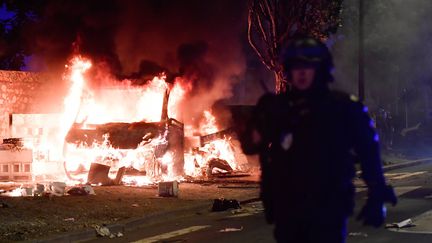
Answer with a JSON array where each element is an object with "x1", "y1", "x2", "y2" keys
[
  {"x1": 61, "y1": 56, "x2": 92, "y2": 139},
  {"x1": 10, "y1": 54, "x2": 245, "y2": 189},
  {"x1": 58, "y1": 55, "x2": 188, "y2": 185},
  {"x1": 184, "y1": 110, "x2": 239, "y2": 177}
]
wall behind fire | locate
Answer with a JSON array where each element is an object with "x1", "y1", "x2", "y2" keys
[{"x1": 0, "y1": 71, "x2": 44, "y2": 138}]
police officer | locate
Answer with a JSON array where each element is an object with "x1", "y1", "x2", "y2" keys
[{"x1": 239, "y1": 37, "x2": 397, "y2": 243}]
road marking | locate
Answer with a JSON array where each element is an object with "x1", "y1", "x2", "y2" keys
[
  {"x1": 356, "y1": 186, "x2": 422, "y2": 196},
  {"x1": 132, "y1": 225, "x2": 211, "y2": 243},
  {"x1": 227, "y1": 212, "x2": 254, "y2": 218},
  {"x1": 394, "y1": 186, "x2": 422, "y2": 196},
  {"x1": 385, "y1": 171, "x2": 427, "y2": 180}
]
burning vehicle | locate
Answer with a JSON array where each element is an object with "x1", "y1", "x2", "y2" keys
[{"x1": 0, "y1": 55, "x2": 250, "y2": 193}]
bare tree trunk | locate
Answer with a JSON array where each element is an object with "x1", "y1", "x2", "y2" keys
[
  {"x1": 274, "y1": 70, "x2": 286, "y2": 94},
  {"x1": 247, "y1": 0, "x2": 342, "y2": 94}
]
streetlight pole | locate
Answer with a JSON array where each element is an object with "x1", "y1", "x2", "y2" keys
[{"x1": 358, "y1": 0, "x2": 365, "y2": 102}]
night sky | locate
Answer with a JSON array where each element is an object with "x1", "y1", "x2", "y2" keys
[{"x1": 1, "y1": 0, "x2": 248, "y2": 79}]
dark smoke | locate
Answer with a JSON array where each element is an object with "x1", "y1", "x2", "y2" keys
[
  {"x1": 27, "y1": 0, "x2": 247, "y2": 78},
  {"x1": 27, "y1": 0, "x2": 122, "y2": 74},
  {"x1": 178, "y1": 41, "x2": 215, "y2": 94},
  {"x1": 27, "y1": 0, "x2": 248, "y2": 125}
]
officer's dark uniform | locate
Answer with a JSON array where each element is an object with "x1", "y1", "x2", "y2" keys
[{"x1": 239, "y1": 37, "x2": 396, "y2": 243}]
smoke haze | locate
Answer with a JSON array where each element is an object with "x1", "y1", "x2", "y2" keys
[
  {"x1": 332, "y1": 0, "x2": 432, "y2": 126},
  {"x1": 25, "y1": 0, "x2": 248, "y2": 126}
]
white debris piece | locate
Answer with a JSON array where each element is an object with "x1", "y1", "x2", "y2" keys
[
  {"x1": 94, "y1": 225, "x2": 112, "y2": 237},
  {"x1": 84, "y1": 185, "x2": 96, "y2": 195},
  {"x1": 396, "y1": 218, "x2": 414, "y2": 228},
  {"x1": 219, "y1": 226, "x2": 243, "y2": 232},
  {"x1": 385, "y1": 218, "x2": 415, "y2": 229},
  {"x1": 94, "y1": 225, "x2": 124, "y2": 238},
  {"x1": 50, "y1": 182, "x2": 66, "y2": 196},
  {"x1": 348, "y1": 232, "x2": 368, "y2": 237}
]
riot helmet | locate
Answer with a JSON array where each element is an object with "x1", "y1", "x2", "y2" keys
[{"x1": 281, "y1": 37, "x2": 334, "y2": 84}]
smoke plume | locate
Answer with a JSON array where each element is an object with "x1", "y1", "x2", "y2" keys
[{"x1": 26, "y1": 0, "x2": 248, "y2": 126}]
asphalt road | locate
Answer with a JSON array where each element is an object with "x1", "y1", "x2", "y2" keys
[{"x1": 85, "y1": 162, "x2": 432, "y2": 243}]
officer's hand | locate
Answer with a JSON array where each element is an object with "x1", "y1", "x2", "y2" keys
[
  {"x1": 264, "y1": 208, "x2": 275, "y2": 224},
  {"x1": 382, "y1": 185, "x2": 397, "y2": 206},
  {"x1": 356, "y1": 199, "x2": 386, "y2": 227},
  {"x1": 357, "y1": 185, "x2": 397, "y2": 227}
]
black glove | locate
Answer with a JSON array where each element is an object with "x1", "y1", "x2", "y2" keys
[
  {"x1": 264, "y1": 207, "x2": 274, "y2": 224},
  {"x1": 261, "y1": 194, "x2": 274, "y2": 224},
  {"x1": 357, "y1": 185, "x2": 397, "y2": 227},
  {"x1": 357, "y1": 199, "x2": 386, "y2": 227}
]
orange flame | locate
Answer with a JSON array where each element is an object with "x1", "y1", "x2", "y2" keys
[
  {"x1": 58, "y1": 55, "x2": 189, "y2": 185},
  {"x1": 184, "y1": 110, "x2": 240, "y2": 177},
  {"x1": 14, "y1": 54, "x2": 245, "y2": 189},
  {"x1": 61, "y1": 56, "x2": 92, "y2": 138}
]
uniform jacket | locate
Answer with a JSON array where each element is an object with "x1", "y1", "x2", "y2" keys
[{"x1": 240, "y1": 89, "x2": 386, "y2": 223}]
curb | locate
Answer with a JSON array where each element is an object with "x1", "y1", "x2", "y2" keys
[
  {"x1": 382, "y1": 158, "x2": 432, "y2": 172},
  {"x1": 33, "y1": 203, "x2": 211, "y2": 243},
  {"x1": 33, "y1": 196, "x2": 261, "y2": 243},
  {"x1": 355, "y1": 158, "x2": 432, "y2": 177}
]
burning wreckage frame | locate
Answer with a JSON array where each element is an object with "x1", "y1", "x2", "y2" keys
[
  {"x1": 0, "y1": 58, "x2": 248, "y2": 186},
  {"x1": 65, "y1": 118, "x2": 185, "y2": 185},
  {"x1": 0, "y1": 99, "x2": 244, "y2": 186}
]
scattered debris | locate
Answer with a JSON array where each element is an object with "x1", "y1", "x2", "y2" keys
[
  {"x1": 2, "y1": 138, "x2": 24, "y2": 148},
  {"x1": 131, "y1": 203, "x2": 139, "y2": 207},
  {"x1": 95, "y1": 225, "x2": 111, "y2": 237},
  {"x1": 219, "y1": 226, "x2": 243, "y2": 233},
  {"x1": 84, "y1": 185, "x2": 96, "y2": 195},
  {"x1": 87, "y1": 163, "x2": 113, "y2": 186},
  {"x1": 50, "y1": 182, "x2": 66, "y2": 196},
  {"x1": 348, "y1": 232, "x2": 368, "y2": 237},
  {"x1": 85, "y1": 164, "x2": 127, "y2": 186},
  {"x1": 33, "y1": 184, "x2": 45, "y2": 196},
  {"x1": 385, "y1": 218, "x2": 415, "y2": 229},
  {"x1": 21, "y1": 187, "x2": 33, "y2": 196},
  {"x1": 158, "y1": 181, "x2": 179, "y2": 197},
  {"x1": 0, "y1": 201, "x2": 10, "y2": 208},
  {"x1": 207, "y1": 158, "x2": 233, "y2": 177},
  {"x1": 211, "y1": 198, "x2": 241, "y2": 212},
  {"x1": 67, "y1": 187, "x2": 89, "y2": 196},
  {"x1": 94, "y1": 225, "x2": 123, "y2": 238},
  {"x1": 63, "y1": 218, "x2": 75, "y2": 222},
  {"x1": 231, "y1": 204, "x2": 263, "y2": 215},
  {"x1": 215, "y1": 173, "x2": 251, "y2": 178},
  {"x1": 66, "y1": 185, "x2": 96, "y2": 196}
]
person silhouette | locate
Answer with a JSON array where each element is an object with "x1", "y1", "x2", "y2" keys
[{"x1": 239, "y1": 37, "x2": 397, "y2": 243}]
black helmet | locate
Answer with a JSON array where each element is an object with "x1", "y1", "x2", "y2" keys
[{"x1": 281, "y1": 37, "x2": 334, "y2": 82}]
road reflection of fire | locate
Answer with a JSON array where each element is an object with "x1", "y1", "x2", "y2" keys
[{"x1": 11, "y1": 55, "x2": 247, "y2": 186}]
